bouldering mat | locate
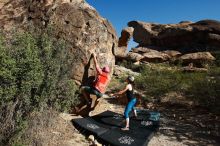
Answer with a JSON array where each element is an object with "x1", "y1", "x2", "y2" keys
[
  {"x1": 99, "y1": 128, "x2": 154, "y2": 146},
  {"x1": 93, "y1": 110, "x2": 159, "y2": 130},
  {"x1": 92, "y1": 110, "x2": 124, "y2": 128},
  {"x1": 72, "y1": 117, "x2": 108, "y2": 136},
  {"x1": 72, "y1": 110, "x2": 160, "y2": 146}
]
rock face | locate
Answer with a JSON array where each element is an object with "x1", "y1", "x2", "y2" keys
[
  {"x1": 127, "y1": 52, "x2": 144, "y2": 62},
  {"x1": 179, "y1": 52, "x2": 215, "y2": 66},
  {"x1": 0, "y1": 0, "x2": 117, "y2": 84},
  {"x1": 142, "y1": 51, "x2": 170, "y2": 63},
  {"x1": 120, "y1": 47, "x2": 215, "y2": 67},
  {"x1": 116, "y1": 20, "x2": 219, "y2": 67},
  {"x1": 131, "y1": 47, "x2": 170, "y2": 62},
  {"x1": 162, "y1": 50, "x2": 182, "y2": 58},
  {"x1": 128, "y1": 20, "x2": 220, "y2": 52},
  {"x1": 113, "y1": 65, "x2": 140, "y2": 76},
  {"x1": 117, "y1": 27, "x2": 134, "y2": 57}
]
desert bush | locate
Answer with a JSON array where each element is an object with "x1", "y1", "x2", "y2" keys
[
  {"x1": 187, "y1": 67, "x2": 220, "y2": 113},
  {"x1": 135, "y1": 65, "x2": 184, "y2": 99},
  {"x1": 136, "y1": 65, "x2": 220, "y2": 113},
  {"x1": 0, "y1": 30, "x2": 78, "y2": 145},
  {"x1": 15, "y1": 109, "x2": 77, "y2": 146},
  {"x1": 213, "y1": 51, "x2": 220, "y2": 66}
]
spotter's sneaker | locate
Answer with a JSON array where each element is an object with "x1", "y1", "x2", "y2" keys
[{"x1": 88, "y1": 111, "x2": 94, "y2": 117}]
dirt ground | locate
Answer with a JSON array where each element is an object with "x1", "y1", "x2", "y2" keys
[{"x1": 60, "y1": 96, "x2": 220, "y2": 146}]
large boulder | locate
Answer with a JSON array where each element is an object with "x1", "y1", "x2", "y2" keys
[
  {"x1": 141, "y1": 50, "x2": 170, "y2": 63},
  {"x1": 0, "y1": 0, "x2": 118, "y2": 84},
  {"x1": 117, "y1": 27, "x2": 134, "y2": 58},
  {"x1": 178, "y1": 52, "x2": 215, "y2": 66},
  {"x1": 113, "y1": 65, "x2": 140, "y2": 77},
  {"x1": 131, "y1": 47, "x2": 159, "y2": 54},
  {"x1": 129, "y1": 47, "x2": 170, "y2": 63},
  {"x1": 162, "y1": 50, "x2": 182, "y2": 58},
  {"x1": 127, "y1": 52, "x2": 144, "y2": 62},
  {"x1": 128, "y1": 20, "x2": 220, "y2": 52}
]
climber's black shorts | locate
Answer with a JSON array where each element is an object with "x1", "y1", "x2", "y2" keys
[{"x1": 82, "y1": 86, "x2": 103, "y2": 98}]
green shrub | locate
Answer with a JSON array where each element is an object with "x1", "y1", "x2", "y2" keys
[
  {"x1": 0, "y1": 31, "x2": 78, "y2": 145},
  {"x1": 136, "y1": 65, "x2": 219, "y2": 113},
  {"x1": 187, "y1": 67, "x2": 220, "y2": 113},
  {"x1": 12, "y1": 144, "x2": 26, "y2": 146},
  {"x1": 135, "y1": 66, "x2": 184, "y2": 99}
]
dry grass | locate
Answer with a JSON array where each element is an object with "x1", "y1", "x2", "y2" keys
[{"x1": 19, "y1": 109, "x2": 89, "y2": 146}]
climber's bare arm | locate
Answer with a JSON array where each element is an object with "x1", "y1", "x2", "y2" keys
[{"x1": 92, "y1": 53, "x2": 102, "y2": 74}]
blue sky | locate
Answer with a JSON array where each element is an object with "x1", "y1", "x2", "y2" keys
[{"x1": 86, "y1": 0, "x2": 220, "y2": 49}]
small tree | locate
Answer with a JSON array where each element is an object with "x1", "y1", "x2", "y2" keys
[{"x1": 0, "y1": 30, "x2": 78, "y2": 145}]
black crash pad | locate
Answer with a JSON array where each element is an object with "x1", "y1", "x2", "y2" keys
[
  {"x1": 94, "y1": 110, "x2": 159, "y2": 146},
  {"x1": 93, "y1": 110, "x2": 159, "y2": 130},
  {"x1": 72, "y1": 117, "x2": 108, "y2": 136},
  {"x1": 99, "y1": 128, "x2": 154, "y2": 146},
  {"x1": 72, "y1": 110, "x2": 160, "y2": 146},
  {"x1": 92, "y1": 110, "x2": 124, "y2": 128}
]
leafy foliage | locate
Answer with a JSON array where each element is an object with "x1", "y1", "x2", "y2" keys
[
  {"x1": 135, "y1": 65, "x2": 220, "y2": 113},
  {"x1": 187, "y1": 67, "x2": 220, "y2": 112},
  {"x1": 0, "y1": 31, "x2": 78, "y2": 145},
  {"x1": 136, "y1": 66, "x2": 185, "y2": 98}
]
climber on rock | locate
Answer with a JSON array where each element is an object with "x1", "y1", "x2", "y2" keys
[{"x1": 76, "y1": 53, "x2": 111, "y2": 113}]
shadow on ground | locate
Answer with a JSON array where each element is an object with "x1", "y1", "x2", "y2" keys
[
  {"x1": 105, "y1": 97, "x2": 220, "y2": 145},
  {"x1": 150, "y1": 103, "x2": 219, "y2": 145}
]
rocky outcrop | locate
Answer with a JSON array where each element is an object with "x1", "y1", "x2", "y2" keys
[
  {"x1": 118, "y1": 27, "x2": 134, "y2": 47},
  {"x1": 178, "y1": 52, "x2": 215, "y2": 66},
  {"x1": 162, "y1": 50, "x2": 182, "y2": 58},
  {"x1": 0, "y1": 0, "x2": 118, "y2": 84},
  {"x1": 130, "y1": 47, "x2": 171, "y2": 62},
  {"x1": 127, "y1": 52, "x2": 144, "y2": 62},
  {"x1": 128, "y1": 20, "x2": 220, "y2": 52},
  {"x1": 113, "y1": 65, "x2": 140, "y2": 76},
  {"x1": 122, "y1": 47, "x2": 170, "y2": 63},
  {"x1": 119, "y1": 46, "x2": 215, "y2": 67},
  {"x1": 141, "y1": 51, "x2": 170, "y2": 63},
  {"x1": 116, "y1": 27, "x2": 134, "y2": 58},
  {"x1": 115, "y1": 20, "x2": 219, "y2": 67}
]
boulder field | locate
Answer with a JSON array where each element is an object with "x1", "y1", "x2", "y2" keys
[{"x1": 117, "y1": 20, "x2": 220, "y2": 66}]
